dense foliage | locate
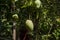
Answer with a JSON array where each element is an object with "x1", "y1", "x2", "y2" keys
[{"x1": 0, "y1": 0, "x2": 60, "y2": 40}]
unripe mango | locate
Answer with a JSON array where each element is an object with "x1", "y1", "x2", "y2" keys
[
  {"x1": 35, "y1": 0, "x2": 41, "y2": 8},
  {"x1": 26, "y1": 20, "x2": 34, "y2": 31}
]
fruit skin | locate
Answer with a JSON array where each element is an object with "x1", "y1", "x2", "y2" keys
[
  {"x1": 35, "y1": 0, "x2": 41, "y2": 8},
  {"x1": 26, "y1": 20, "x2": 34, "y2": 31}
]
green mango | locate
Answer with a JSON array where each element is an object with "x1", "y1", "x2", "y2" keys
[
  {"x1": 26, "y1": 20, "x2": 34, "y2": 31},
  {"x1": 35, "y1": 0, "x2": 42, "y2": 8}
]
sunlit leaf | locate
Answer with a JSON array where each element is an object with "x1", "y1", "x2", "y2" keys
[
  {"x1": 21, "y1": 0, "x2": 33, "y2": 8},
  {"x1": 12, "y1": 14, "x2": 19, "y2": 20},
  {"x1": 56, "y1": 18, "x2": 60, "y2": 23},
  {"x1": 1, "y1": 19, "x2": 7, "y2": 22}
]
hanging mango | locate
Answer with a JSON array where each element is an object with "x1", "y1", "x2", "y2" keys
[
  {"x1": 26, "y1": 19, "x2": 34, "y2": 31},
  {"x1": 35, "y1": 0, "x2": 42, "y2": 8}
]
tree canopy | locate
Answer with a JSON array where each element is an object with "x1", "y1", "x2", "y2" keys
[{"x1": 0, "y1": 0, "x2": 60, "y2": 40}]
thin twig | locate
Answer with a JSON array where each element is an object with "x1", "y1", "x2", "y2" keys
[{"x1": 23, "y1": 32, "x2": 27, "y2": 40}]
